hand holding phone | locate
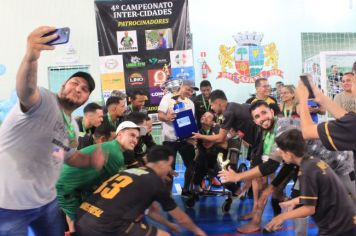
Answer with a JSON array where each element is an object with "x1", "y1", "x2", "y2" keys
[
  {"x1": 300, "y1": 74, "x2": 315, "y2": 99},
  {"x1": 42, "y1": 27, "x2": 70, "y2": 45}
]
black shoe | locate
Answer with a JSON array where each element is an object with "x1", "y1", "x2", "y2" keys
[
  {"x1": 222, "y1": 197, "x2": 232, "y2": 213},
  {"x1": 181, "y1": 189, "x2": 192, "y2": 197},
  {"x1": 185, "y1": 196, "x2": 196, "y2": 208},
  {"x1": 262, "y1": 228, "x2": 274, "y2": 234}
]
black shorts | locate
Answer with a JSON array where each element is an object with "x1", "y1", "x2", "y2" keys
[{"x1": 122, "y1": 221, "x2": 157, "y2": 236}]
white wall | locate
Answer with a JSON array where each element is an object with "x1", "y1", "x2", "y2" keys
[
  {"x1": 189, "y1": 0, "x2": 356, "y2": 102},
  {"x1": 0, "y1": 0, "x2": 355, "y2": 103},
  {"x1": 0, "y1": 0, "x2": 100, "y2": 100}
]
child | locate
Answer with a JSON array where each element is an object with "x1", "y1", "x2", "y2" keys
[{"x1": 265, "y1": 129, "x2": 356, "y2": 235}]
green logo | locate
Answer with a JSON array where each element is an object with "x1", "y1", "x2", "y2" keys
[{"x1": 149, "y1": 58, "x2": 158, "y2": 64}]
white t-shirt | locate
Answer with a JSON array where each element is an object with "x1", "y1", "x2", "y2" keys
[
  {"x1": 0, "y1": 88, "x2": 78, "y2": 209},
  {"x1": 158, "y1": 93, "x2": 195, "y2": 142}
]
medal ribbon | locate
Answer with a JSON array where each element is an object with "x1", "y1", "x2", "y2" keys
[
  {"x1": 263, "y1": 118, "x2": 278, "y2": 156},
  {"x1": 61, "y1": 110, "x2": 76, "y2": 141},
  {"x1": 81, "y1": 119, "x2": 91, "y2": 135},
  {"x1": 202, "y1": 96, "x2": 210, "y2": 112}
]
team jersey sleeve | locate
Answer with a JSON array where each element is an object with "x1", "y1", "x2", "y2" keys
[
  {"x1": 220, "y1": 111, "x2": 233, "y2": 130},
  {"x1": 155, "y1": 180, "x2": 177, "y2": 211},
  {"x1": 317, "y1": 112, "x2": 356, "y2": 151},
  {"x1": 299, "y1": 166, "x2": 319, "y2": 206}
]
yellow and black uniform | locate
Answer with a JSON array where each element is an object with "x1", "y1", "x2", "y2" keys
[
  {"x1": 75, "y1": 167, "x2": 177, "y2": 236},
  {"x1": 299, "y1": 156, "x2": 356, "y2": 235},
  {"x1": 246, "y1": 95, "x2": 281, "y2": 115},
  {"x1": 317, "y1": 112, "x2": 356, "y2": 151}
]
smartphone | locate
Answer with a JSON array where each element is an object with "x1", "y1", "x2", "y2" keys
[
  {"x1": 300, "y1": 74, "x2": 315, "y2": 98},
  {"x1": 43, "y1": 27, "x2": 70, "y2": 45}
]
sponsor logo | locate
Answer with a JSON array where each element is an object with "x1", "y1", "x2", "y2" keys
[
  {"x1": 148, "y1": 57, "x2": 168, "y2": 65},
  {"x1": 128, "y1": 73, "x2": 145, "y2": 85},
  {"x1": 151, "y1": 91, "x2": 164, "y2": 97},
  {"x1": 175, "y1": 53, "x2": 187, "y2": 65},
  {"x1": 105, "y1": 58, "x2": 119, "y2": 70},
  {"x1": 126, "y1": 56, "x2": 146, "y2": 68},
  {"x1": 153, "y1": 70, "x2": 167, "y2": 86}
]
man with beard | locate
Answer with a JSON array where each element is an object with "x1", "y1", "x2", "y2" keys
[
  {"x1": 76, "y1": 102, "x2": 104, "y2": 150},
  {"x1": 57, "y1": 121, "x2": 144, "y2": 235},
  {"x1": 102, "y1": 96, "x2": 126, "y2": 130},
  {"x1": 75, "y1": 145, "x2": 207, "y2": 236},
  {"x1": 219, "y1": 100, "x2": 355, "y2": 234},
  {"x1": 192, "y1": 90, "x2": 263, "y2": 216},
  {"x1": 191, "y1": 90, "x2": 261, "y2": 162},
  {"x1": 0, "y1": 26, "x2": 105, "y2": 236}
]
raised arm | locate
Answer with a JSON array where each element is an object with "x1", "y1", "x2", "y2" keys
[
  {"x1": 16, "y1": 26, "x2": 57, "y2": 111},
  {"x1": 307, "y1": 80, "x2": 346, "y2": 118},
  {"x1": 296, "y1": 81, "x2": 321, "y2": 139}
]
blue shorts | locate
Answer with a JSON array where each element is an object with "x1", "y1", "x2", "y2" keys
[{"x1": 0, "y1": 199, "x2": 64, "y2": 236}]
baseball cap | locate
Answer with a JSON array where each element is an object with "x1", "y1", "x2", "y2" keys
[
  {"x1": 116, "y1": 121, "x2": 147, "y2": 136},
  {"x1": 67, "y1": 71, "x2": 95, "y2": 93},
  {"x1": 182, "y1": 80, "x2": 199, "y2": 91}
]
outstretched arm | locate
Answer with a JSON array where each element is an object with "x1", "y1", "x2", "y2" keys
[
  {"x1": 192, "y1": 128, "x2": 228, "y2": 143},
  {"x1": 147, "y1": 203, "x2": 180, "y2": 233},
  {"x1": 66, "y1": 145, "x2": 106, "y2": 170},
  {"x1": 265, "y1": 204, "x2": 315, "y2": 231},
  {"x1": 16, "y1": 26, "x2": 57, "y2": 111},
  {"x1": 169, "y1": 207, "x2": 207, "y2": 236}
]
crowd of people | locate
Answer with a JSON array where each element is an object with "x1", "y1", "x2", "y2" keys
[{"x1": 1, "y1": 26, "x2": 356, "y2": 236}]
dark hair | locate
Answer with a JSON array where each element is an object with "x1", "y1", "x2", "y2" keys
[
  {"x1": 209, "y1": 89, "x2": 227, "y2": 102},
  {"x1": 255, "y1": 78, "x2": 267, "y2": 88},
  {"x1": 352, "y1": 61, "x2": 356, "y2": 73},
  {"x1": 93, "y1": 123, "x2": 115, "y2": 140},
  {"x1": 83, "y1": 102, "x2": 102, "y2": 114},
  {"x1": 275, "y1": 81, "x2": 284, "y2": 86},
  {"x1": 129, "y1": 89, "x2": 146, "y2": 100},
  {"x1": 249, "y1": 100, "x2": 270, "y2": 114},
  {"x1": 68, "y1": 71, "x2": 95, "y2": 93},
  {"x1": 106, "y1": 96, "x2": 123, "y2": 108},
  {"x1": 146, "y1": 145, "x2": 173, "y2": 163},
  {"x1": 125, "y1": 111, "x2": 147, "y2": 125},
  {"x1": 200, "y1": 80, "x2": 211, "y2": 88},
  {"x1": 275, "y1": 129, "x2": 306, "y2": 157},
  {"x1": 343, "y1": 72, "x2": 355, "y2": 77}
]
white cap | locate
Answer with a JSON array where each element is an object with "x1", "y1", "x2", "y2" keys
[{"x1": 116, "y1": 121, "x2": 147, "y2": 136}]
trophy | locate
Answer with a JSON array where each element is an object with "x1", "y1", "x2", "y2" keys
[
  {"x1": 159, "y1": 65, "x2": 198, "y2": 139},
  {"x1": 160, "y1": 78, "x2": 183, "y2": 99},
  {"x1": 160, "y1": 64, "x2": 183, "y2": 101}
]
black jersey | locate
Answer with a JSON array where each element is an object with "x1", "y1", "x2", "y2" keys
[
  {"x1": 76, "y1": 167, "x2": 176, "y2": 234},
  {"x1": 317, "y1": 112, "x2": 356, "y2": 151},
  {"x1": 299, "y1": 156, "x2": 356, "y2": 235},
  {"x1": 220, "y1": 102, "x2": 261, "y2": 146}
]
